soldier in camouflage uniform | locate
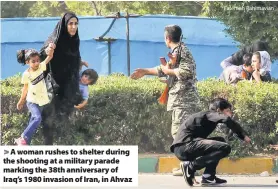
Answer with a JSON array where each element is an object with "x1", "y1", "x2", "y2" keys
[{"x1": 130, "y1": 25, "x2": 200, "y2": 139}]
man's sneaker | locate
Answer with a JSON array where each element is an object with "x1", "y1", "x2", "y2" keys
[
  {"x1": 180, "y1": 162, "x2": 195, "y2": 186},
  {"x1": 201, "y1": 175, "x2": 227, "y2": 186},
  {"x1": 15, "y1": 137, "x2": 27, "y2": 146}
]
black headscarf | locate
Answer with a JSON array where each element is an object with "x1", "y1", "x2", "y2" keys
[
  {"x1": 39, "y1": 12, "x2": 84, "y2": 145},
  {"x1": 40, "y1": 12, "x2": 82, "y2": 112},
  {"x1": 231, "y1": 41, "x2": 268, "y2": 66}
]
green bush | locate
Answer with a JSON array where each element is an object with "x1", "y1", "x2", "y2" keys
[
  {"x1": 1, "y1": 75, "x2": 278, "y2": 157},
  {"x1": 197, "y1": 78, "x2": 278, "y2": 157}
]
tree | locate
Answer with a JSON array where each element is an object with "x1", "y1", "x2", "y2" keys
[
  {"x1": 203, "y1": 1, "x2": 278, "y2": 59},
  {"x1": 2, "y1": 1, "x2": 205, "y2": 18},
  {"x1": 90, "y1": 2, "x2": 101, "y2": 16},
  {"x1": 96, "y1": 1, "x2": 204, "y2": 16},
  {"x1": 28, "y1": 1, "x2": 68, "y2": 17},
  {"x1": 1, "y1": 1, "x2": 35, "y2": 18},
  {"x1": 58, "y1": 1, "x2": 69, "y2": 13}
]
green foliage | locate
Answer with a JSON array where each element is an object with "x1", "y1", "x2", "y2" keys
[
  {"x1": 1, "y1": 75, "x2": 172, "y2": 153},
  {"x1": 1, "y1": 75, "x2": 278, "y2": 157},
  {"x1": 204, "y1": 1, "x2": 278, "y2": 59},
  {"x1": 100, "y1": 1, "x2": 203, "y2": 16},
  {"x1": 197, "y1": 78, "x2": 278, "y2": 157},
  {"x1": 2, "y1": 1, "x2": 204, "y2": 18},
  {"x1": 1, "y1": 1, "x2": 35, "y2": 18},
  {"x1": 28, "y1": 1, "x2": 67, "y2": 17}
]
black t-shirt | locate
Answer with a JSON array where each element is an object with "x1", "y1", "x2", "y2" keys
[{"x1": 170, "y1": 110, "x2": 247, "y2": 152}]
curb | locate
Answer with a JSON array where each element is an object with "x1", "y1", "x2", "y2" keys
[
  {"x1": 138, "y1": 157, "x2": 158, "y2": 173},
  {"x1": 273, "y1": 158, "x2": 278, "y2": 173},
  {"x1": 138, "y1": 155, "x2": 278, "y2": 174}
]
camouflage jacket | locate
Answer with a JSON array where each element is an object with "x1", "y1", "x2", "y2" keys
[{"x1": 157, "y1": 43, "x2": 199, "y2": 111}]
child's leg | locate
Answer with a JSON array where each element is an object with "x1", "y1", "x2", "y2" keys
[{"x1": 21, "y1": 102, "x2": 43, "y2": 144}]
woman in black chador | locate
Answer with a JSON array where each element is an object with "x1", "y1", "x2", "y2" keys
[{"x1": 40, "y1": 12, "x2": 84, "y2": 145}]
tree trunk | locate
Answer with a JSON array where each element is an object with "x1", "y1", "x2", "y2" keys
[
  {"x1": 58, "y1": 1, "x2": 68, "y2": 13},
  {"x1": 90, "y1": 1, "x2": 101, "y2": 16}
]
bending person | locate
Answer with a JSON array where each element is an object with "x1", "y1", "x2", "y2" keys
[
  {"x1": 219, "y1": 53, "x2": 254, "y2": 85},
  {"x1": 220, "y1": 41, "x2": 268, "y2": 69},
  {"x1": 172, "y1": 98, "x2": 251, "y2": 186}
]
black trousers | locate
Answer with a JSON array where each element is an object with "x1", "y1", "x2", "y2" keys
[
  {"x1": 174, "y1": 137, "x2": 231, "y2": 176},
  {"x1": 41, "y1": 101, "x2": 56, "y2": 145}
]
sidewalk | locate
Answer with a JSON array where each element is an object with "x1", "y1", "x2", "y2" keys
[{"x1": 138, "y1": 154, "x2": 278, "y2": 174}]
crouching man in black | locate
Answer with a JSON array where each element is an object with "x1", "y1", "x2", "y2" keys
[{"x1": 170, "y1": 98, "x2": 251, "y2": 186}]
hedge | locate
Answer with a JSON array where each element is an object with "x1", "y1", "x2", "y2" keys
[{"x1": 1, "y1": 74, "x2": 278, "y2": 157}]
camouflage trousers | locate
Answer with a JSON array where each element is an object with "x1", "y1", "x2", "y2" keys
[{"x1": 171, "y1": 108, "x2": 192, "y2": 139}]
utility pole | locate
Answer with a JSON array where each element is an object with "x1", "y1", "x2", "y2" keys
[
  {"x1": 126, "y1": 11, "x2": 130, "y2": 76},
  {"x1": 105, "y1": 12, "x2": 141, "y2": 76},
  {"x1": 94, "y1": 37, "x2": 116, "y2": 75}
]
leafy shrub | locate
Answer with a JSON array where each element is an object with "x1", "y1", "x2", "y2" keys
[
  {"x1": 1, "y1": 75, "x2": 277, "y2": 157},
  {"x1": 197, "y1": 78, "x2": 278, "y2": 157}
]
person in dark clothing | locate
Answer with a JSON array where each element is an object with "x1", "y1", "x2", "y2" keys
[
  {"x1": 220, "y1": 40, "x2": 268, "y2": 69},
  {"x1": 39, "y1": 12, "x2": 86, "y2": 145},
  {"x1": 170, "y1": 98, "x2": 251, "y2": 186}
]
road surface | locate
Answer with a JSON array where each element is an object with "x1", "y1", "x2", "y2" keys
[{"x1": 136, "y1": 174, "x2": 278, "y2": 189}]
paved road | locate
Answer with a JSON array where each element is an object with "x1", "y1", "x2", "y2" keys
[
  {"x1": 1, "y1": 174, "x2": 278, "y2": 189},
  {"x1": 136, "y1": 174, "x2": 278, "y2": 189}
]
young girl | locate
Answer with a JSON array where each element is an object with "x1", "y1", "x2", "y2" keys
[
  {"x1": 251, "y1": 51, "x2": 272, "y2": 83},
  {"x1": 15, "y1": 43, "x2": 55, "y2": 145}
]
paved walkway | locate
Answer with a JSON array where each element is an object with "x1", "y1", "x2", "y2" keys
[{"x1": 135, "y1": 174, "x2": 278, "y2": 189}]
